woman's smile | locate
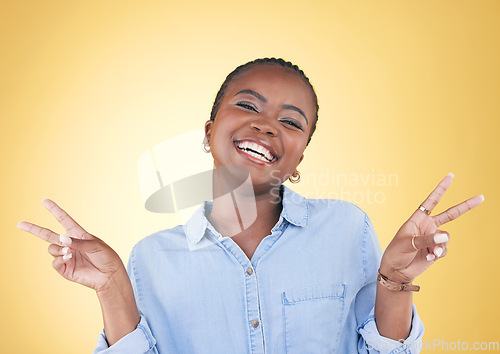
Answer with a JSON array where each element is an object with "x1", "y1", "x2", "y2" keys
[{"x1": 234, "y1": 138, "x2": 278, "y2": 165}]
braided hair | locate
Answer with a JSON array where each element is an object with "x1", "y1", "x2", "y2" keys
[{"x1": 210, "y1": 58, "x2": 319, "y2": 146}]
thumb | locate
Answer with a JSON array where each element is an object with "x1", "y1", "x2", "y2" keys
[{"x1": 412, "y1": 232, "x2": 450, "y2": 251}]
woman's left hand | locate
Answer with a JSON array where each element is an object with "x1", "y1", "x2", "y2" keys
[{"x1": 380, "y1": 173, "x2": 484, "y2": 283}]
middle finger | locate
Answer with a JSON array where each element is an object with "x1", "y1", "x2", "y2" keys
[
  {"x1": 418, "y1": 173, "x2": 454, "y2": 214},
  {"x1": 42, "y1": 198, "x2": 87, "y2": 238}
]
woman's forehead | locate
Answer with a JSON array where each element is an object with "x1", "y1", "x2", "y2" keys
[
  {"x1": 227, "y1": 65, "x2": 313, "y2": 104},
  {"x1": 232, "y1": 64, "x2": 302, "y2": 85}
]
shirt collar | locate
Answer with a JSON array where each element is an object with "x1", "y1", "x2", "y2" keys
[{"x1": 183, "y1": 184, "x2": 308, "y2": 246}]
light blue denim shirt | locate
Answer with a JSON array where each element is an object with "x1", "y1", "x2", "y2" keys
[{"x1": 94, "y1": 185, "x2": 424, "y2": 353}]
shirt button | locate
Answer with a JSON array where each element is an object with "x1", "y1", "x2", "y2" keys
[
  {"x1": 246, "y1": 267, "x2": 253, "y2": 275},
  {"x1": 251, "y1": 320, "x2": 259, "y2": 328}
]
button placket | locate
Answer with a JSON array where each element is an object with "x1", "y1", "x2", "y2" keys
[
  {"x1": 215, "y1": 238, "x2": 264, "y2": 353},
  {"x1": 245, "y1": 264, "x2": 264, "y2": 353},
  {"x1": 215, "y1": 234, "x2": 266, "y2": 353}
]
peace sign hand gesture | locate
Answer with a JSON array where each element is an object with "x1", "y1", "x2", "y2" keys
[
  {"x1": 380, "y1": 173, "x2": 484, "y2": 284},
  {"x1": 17, "y1": 199, "x2": 125, "y2": 293}
]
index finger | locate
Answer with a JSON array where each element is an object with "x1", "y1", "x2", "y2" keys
[
  {"x1": 42, "y1": 198, "x2": 88, "y2": 239},
  {"x1": 419, "y1": 173, "x2": 455, "y2": 214},
  {"x1": 433, "y1": 194, "x2": 485, "y2": 227}
]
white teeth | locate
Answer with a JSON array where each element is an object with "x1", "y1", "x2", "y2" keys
[
  {"x1": 236, "y1": 141, "x2": 274, "y2": 162},
  {"x1": 247, "y1": 150, "x2": 268, "y2": 162}
]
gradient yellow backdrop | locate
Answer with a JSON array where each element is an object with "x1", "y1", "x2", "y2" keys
[{"x1": 2, "y1": 1, "x2": 498, "y2": 353}]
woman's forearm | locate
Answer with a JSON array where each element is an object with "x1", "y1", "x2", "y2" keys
[
  {"x1": 96, "y1": 269, "x2": 140, "y2": 346},
  {"x1": 374, "y1": 279, "x2": 413, "y2": 341}
]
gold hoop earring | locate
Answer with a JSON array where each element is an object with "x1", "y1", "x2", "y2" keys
[
  {"x1": 202, "y1": 141, "x2": 211, "y2": 153},
  {"x1": 288, "y1": 170, "x2": 301, "y2": 184}
]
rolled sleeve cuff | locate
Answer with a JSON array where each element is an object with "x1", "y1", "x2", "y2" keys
[
  {"x1": 93, "y1": 315, "x2": 157, "y2": 354},
  {"x1": 358, "y1": 304, "x2": 424, "y2": 353}
]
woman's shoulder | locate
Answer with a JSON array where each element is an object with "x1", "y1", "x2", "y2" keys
[
  {"x1": 306, "y1": 196, "x2": 368, "y2": 222},
  {"x1": 283, "y1": 185, "x2": 368, "y2": 224},
  {"x1": 131, "y1": 224, "x2": 189, "y2": 256}
]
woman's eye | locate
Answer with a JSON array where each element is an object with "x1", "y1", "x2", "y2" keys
[
  {"x1": 281, "y1": 119, "x2": 303, "y2": 131},
  {"x1": 236, "y1": 102, "x2": 258, "y2": 112}
]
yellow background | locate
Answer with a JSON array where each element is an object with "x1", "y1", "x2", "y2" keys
[{"x1": 1, "y1": 1, "x2": 498, "y2": 352}]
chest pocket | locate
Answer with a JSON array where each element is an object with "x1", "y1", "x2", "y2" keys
[{"x1": 281, "y1": 284, "x2": 345, "y2": 353}]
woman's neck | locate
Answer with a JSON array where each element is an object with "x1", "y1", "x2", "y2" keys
[
  {"x1": 207, "y1": 169, "x2": 283, "y2": 239},
  {"x1": 208, "y1": 187, "x2": 282, "y2": 261}
]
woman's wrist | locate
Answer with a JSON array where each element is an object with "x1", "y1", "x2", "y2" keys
[
  {"x1": 96, "y1": 266, "x2": 130, "y2": 297},
  {"x1": 96, "y1": 267, "x2": 138, "y2": 320},
  {"x1": 379, "y1": 258, "x2": 415, "y2": 284},
  {"x1": 96, "y1": 267, "x2": 140, "y2": 346}
]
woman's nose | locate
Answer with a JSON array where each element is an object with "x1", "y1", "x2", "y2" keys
[{"x1": 249, "y1": 118, "x2": 278, "y2": 136}]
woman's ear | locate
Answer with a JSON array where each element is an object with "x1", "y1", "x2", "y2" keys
[
  {"x1": 204, "y1": 120, "x2": 213, "y2": 143},
  {"x1": 297, "y1": 154, "x2": 304, "y2": 167}
]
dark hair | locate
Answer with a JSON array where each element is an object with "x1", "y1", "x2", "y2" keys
[{"x1": 210, "y1": 58, "x2": 319, "y2": 146}]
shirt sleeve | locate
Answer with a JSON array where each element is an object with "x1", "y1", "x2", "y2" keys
[
  {"x1": 93, "y1": 246, "x2": 158, "y2": 354},
  {"x1": 356, "y1": 213, "x2": 425, "y2": 354},
  {"x1": 93, "y1": 314, "x2": 158, "y2": 354}
]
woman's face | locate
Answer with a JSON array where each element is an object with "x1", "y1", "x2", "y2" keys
[{"x1": 205, "y1": 64, "x2": 316, "y2": 193}]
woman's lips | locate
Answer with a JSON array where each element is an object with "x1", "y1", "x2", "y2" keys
[
  {"x1": 234, "y1": 139, "x2": 278, "y2": 160},
  {"x1": 234, "y1": 141, "x2": 277, "y2": 165}
]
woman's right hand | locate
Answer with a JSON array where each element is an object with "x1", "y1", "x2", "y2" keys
[{"x1": 17, "y1": 198, "x2": 125, "y2": 293}]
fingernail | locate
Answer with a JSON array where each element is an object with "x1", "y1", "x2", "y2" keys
[
  {"x1": 434, "y1": 247, "x2": 443, "y2": 257},
  {"x1": 62, "y1": 247, "x2": 69, "y2": 255},
  {"x1": 479, "y1": 194, "x2": 485, "y2": 202},
  {"x1": 16, "y1": 222, "x2": 21, "y2": 228},
  {"x1": 448, "y1": 172, "x2": 454, "y2": 178},
  {"x1": 63, "y1": 253, "x2": 72, "y2": 260},
  {"x1": 426, "y1": 254, "x2": 436, "y2": 261},
  {"x1": 434, "y1": 233, "x2": 449, "y2": 244},
  {"x1": 42, "y1": 198, "x2": 47, "y2": 203},
  {"x1": 59, "y1": 234, "x2": 72, "y2": 245}
]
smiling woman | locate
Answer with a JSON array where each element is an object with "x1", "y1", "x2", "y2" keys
[
  {"x1": 204, "y1": 61, "x2": 316, "y2": 197},
  {"x1": 17, "y1": 58, "x2": 484, "y2": 353}
]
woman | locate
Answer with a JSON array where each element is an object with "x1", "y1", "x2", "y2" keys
[{"x1": 17, "y1": 58, "x2": 484, "y2": 353}]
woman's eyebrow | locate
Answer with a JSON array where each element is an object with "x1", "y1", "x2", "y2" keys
[
  {"x1": 281, "y1": 104, "x2": 308, "y2": 125},
  {"x1": 234, "y1": 89, "x2": 267, "y2": 103}
]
